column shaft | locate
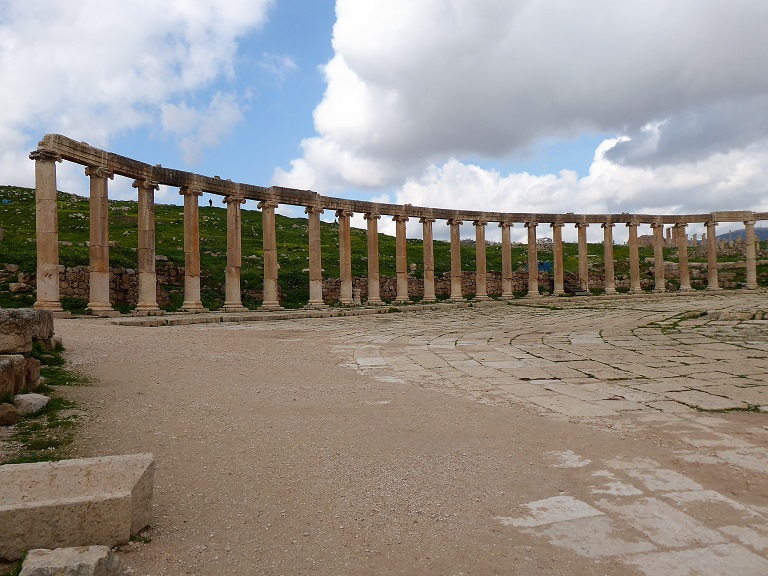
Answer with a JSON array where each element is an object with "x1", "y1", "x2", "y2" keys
[
  {"x1": 222, "y1": 194, "x2": 247, "y2": 311},
  {"x1": 31, "y1": 150, "x2": 63, "y2": 312},
  {"x1": 526, "y1": 222, "x2": 540, "y2": 297},
  {"x1": 421, "y1": 218, "x2": 436, "y2": 302},
  {"x1": 394, "y1": 215, "x2": 409, "y2": 303},
  {"x1": 305, "y1": 206, "x2": 326, "y2": 307},
  {"x1": 705, "y1": 221, "x2": 720, "y2": 290},
  {"x1": 260, "y1": 200, "x2": 283, "y2": 309},
  {"x1": 745, "y1": 220, "x2": 757, "y2": 289},
  {"x1": 180, "y1": 187, "x2": 205, "y2": 311},
  {"x1": 474, "y1": 221, "x2": 488, "y2": 300},
  {"x1": 602, "y1": 223, "x2": 616, "y2": 294},
  {"x1": 675, "y1": 223, "x2": 692, "y2": 291},
  {"x1": 134, "y1": 179, "x2": 161, "y2": 312},
  {"x1": 448, "y1": 219, "x2": 464, "y2": 301},
  {"x1": 576, "y1": 223, "x2": 589, "y2": 291},
  {"x1": 627, "y1": 223, "x2": 641, "y2": 292},
  {"x1": 86, "y1": 166, "x2": 115, "y2": 314},
  {"x1": 551, "y1": 223, "x2": 564, "y2": 296},
  {"x1": 337, "y1": 210, "x2": 353, "y2": 305},
  {"x1": 651, "y1": 222, "x2": 666, "y2": 292},
  {"x1": 365, "y1": 213, "x2": 382, "y2": 304},
  {"x1": 500, "y1": 222, "x2": 514, "y2": 299}
]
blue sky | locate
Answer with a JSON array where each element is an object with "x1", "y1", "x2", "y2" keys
[{"x1": 2, "y1": 1, "x2": 767, "y2": 241}]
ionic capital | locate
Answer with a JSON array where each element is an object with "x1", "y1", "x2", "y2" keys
[
  {"x1": 650, "y1": 222, "x2": 664, "y2": 230},
  {"x1": 336, "y1": 209, "x2": 354, "y2": 218},
  {"x1": 258, "y1": 200, "x2": 279, "y2": 210},
  {"x1": 550, "y1": 222, "x2": 564, "y2": 229},
  {"x1": 364, "y1": 212, "x2": 381, "y2": 221},
  {"x1": 674, "y1": 222, "x2": 688, "y2": 229},
  {"x1": 744, "y1": 219, "x2": 756, "y2": 226},
  {"x1": 524, "y1": 221, "x2": 537, "y2": 229},
  {"x1": 85, "y1": 166, "x2": 114, "y2": 180},
  {"x1": 223, "y1": 194, "x2": 245, "y2": 205},
  {"x1": 499, "y1": 221, "x2": 514, "y2": 229},
  {"x1": 473, "y1": 220, "x2": 487, "y2": 227},
  {"x1": 305, "y1": 206, "x2": 324, "y2": 216},
  {"x1": 705, "y1": 220, "x2": 718, "y2": 228},
  {"x1": 419, "y1": 217, "x2": 436, "y2": 224},
  {"x1": 29, "y1": 149, "x2": 61, "y2": 164},
  {"x1": 132, "y1": 179, "x2": 159, "y2": 191},
  {"x1": 179, "y1": 186, "x2": 203, "y2": 197},
  {"x1": 447, "y1": 219, "x2": 463, "y2": 226},
  {"x1": 575, "y1": 222, "x2": 589, "y2": 229},
  {"x1": 601, "y1": 222, "x2": 614, "y2": 229},
  {"x1": 393, "y1": 214, "x2": 409, "y2": 223}
]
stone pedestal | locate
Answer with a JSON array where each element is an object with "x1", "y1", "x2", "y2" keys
[
  {"x1": 448, "y1": 219, "x2": 463, "y2": 301},
  {"x1": 86, "y1": 166, "x2": 117, "y2": 315},
  {"x1": 134, "y1": 179, "x2": 161, "y2": 313},
  {"x1": 365, "y1": 213, "x2": 382, "y2": 304},
  {"x1": 474, "y1": 220, "x2": 489, "y2": 300},
  {"x1": 421, "y1": 218, "x2": 436, "y2": 302},
  {"x1": 30, "y1": 149, "x2": 63, "y2": 313},
  {"x1": 500, "y1": 222, "x2": 514, "y2": 299}
]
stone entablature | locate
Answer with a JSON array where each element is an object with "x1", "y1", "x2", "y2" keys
[{"x1": 29, "y1": 134, "x2": 767, "y2": 313}]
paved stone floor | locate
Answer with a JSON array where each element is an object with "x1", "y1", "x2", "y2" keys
[{"x1": 311, "y1": 291, "x2": 768, "y2": 573}]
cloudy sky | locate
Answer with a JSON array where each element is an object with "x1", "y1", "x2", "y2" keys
[{"x1": 2, "y1": 0, "x2": 767, "y2": 241}]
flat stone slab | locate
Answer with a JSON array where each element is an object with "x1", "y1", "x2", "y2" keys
[
  {"x1": 13, "y1": 393, "x2": 50, "y2": 415},
  {"x1": 20, "y1": 546, "x2": 122, "y2": 576},
  {"x1": 664, "y1": 390, "x2": 749, "y2": 411},
  {"x1": 0, "y1": 454, "x2": 154, "y2": 561}
]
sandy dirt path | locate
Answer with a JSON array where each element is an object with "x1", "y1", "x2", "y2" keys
[{"x1": 53, "y1": 299, "x2": 768, "y2": 575}]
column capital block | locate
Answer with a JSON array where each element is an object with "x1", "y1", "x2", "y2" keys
[
  {"x1": 550, "y1": 222, "x2": 564, "y2": 229},
  {"x1": 419, "y1": 217, "x2": 436, "y2": 224},
  {"x1": 601, "y1": 222, "x2": 614, "y2": 229},
  {"x1": 179, "y1": 186, "x2": 203, "y2": 197},
  {"x1": 223, "y1": 194, "x2": 246, "y2": 205},
  {"x1": 258, "y1": 200, "x2": 279, "y2": 210},
  {"x1": 674, "y1": 222, "x2": 688, "y2": 229},
  {"x1": 575, "y1": 222, "x2": 589, "y2": 229},
  {"x1": 744, "y1": 219, "x2": 756, "y2": 226},
  {"x1": 364, "y1": 212, "x2": 381, "y2": 220},
  {"x1": 499, "y1": 221, "x2": 514, "y2": 228},
  {"x1": 393, "y1": 214, "x2": 409, "y2": 223},
  {"x1": 473, "y1": 220, "x2": 487, "y2": 227},
  {"x1": 85, "y1": 166, "x2": 114, "y2": 179},
  {"x1": 626, "y1": 221, "x2": 639, "y2": 228},
  {"x1": 29, "y1": 149, "x2": 61, "y2": 163},
  {"x1": 336, "y1": 209, "x2": 354, "y2": 218},
  {"x1": 132, "y1": 179, "x2": 159, "y2": 191},
  {"x1": 305, "y1": 206, "x2": 324, "y2": 215},
  {"x1": 447, "y1": 219, "x2": 463, "y2": 226},
  {"x1": 650, "y1": 222, "x2": 664, "y2": 229},
  {"x1": 524, "y1": 221, "x2": 537, "y2": 228}
]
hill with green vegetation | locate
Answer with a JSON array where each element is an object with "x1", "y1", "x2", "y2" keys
[{"x1": 1, "y1": 185, "x2": 764, "y2": 311}]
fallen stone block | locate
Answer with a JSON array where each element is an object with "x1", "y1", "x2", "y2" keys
[
  {"x1": 0, "y1": 354, "x2": 27, "y2": 396},
  {"x1": 25, "y1": 357, "x2": 41, "y2": 391},
  {"x1": 0, "y1": 309, "x2": 54, "y2": 354},
  {"x1": 0, "y1": 453, "x2": 155, "y2": 561},
  {"x1": 13, "y1": 393, "x2": 50, "y2": 415},
  {"x1": 0, "y1": 402, "x2": 19, "y2": 425},
  {"x1": 19, "y1": 546, "x2": 122, "y2": 576}
]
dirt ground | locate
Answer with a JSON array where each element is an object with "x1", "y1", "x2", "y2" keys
[{"x1": 47, "y1": 294, "x2": 768, "y2": 575}]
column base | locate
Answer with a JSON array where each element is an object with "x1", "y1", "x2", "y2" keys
[
  {"x1": 706, "y1": 285, "x2": 721, "y2": 291},
  {"x1": 678, "y1": 286, "x2": 692, "y2": 292},
  {"x1": 501, "y1": 292, "x2": 515, "y2": 300},
  {"x1": 526, "y1": 291, "x2": 542, "y2": 298},
  {"x1": 34, "y1": 300, "x2": 64, "y2": 313},
  {"x1": 305, "y1": 301, "x2": 328, "y2": 310},
  {"x1": 366, "y1": 297, "x2": 385, "y2": 305},
  {"x1": 551, "y1": 290, "x2": 565, "y2": 297},
  {"x1": 421, "y1": 297, "x2": 437, "y2": 303},
  {"x1": 630, "y1": 287, "x2": 643, "y2": 294},
  {"x1": 181, "y1": 302, "x2": 209, "y2": 313},
  {"x1": 393, "y1": 298, "x2": 410, "y2": 305},
  {"x1": 653, "y1": 288, "x2": 666, "y2": 293},
  {"x1": 448, "y1": 295, "x2": 464, "y2": 302},
  {"x1": 134, "y1": 309, "x2": 165, "y2": 316},
  {"x1": 474, "y1": 295, "x2": 490, "y2": 301},
  {"x1": 260, "y1": 301, "x2": 284, "y2": 311},
  {"x1": 745, "y1": 284, "x2": 758, "y2": 290},
  {"x1": 604, "y1": 288, "x2": 617, "y2": 295},
  {"x1": 221, "y1": 303, "x2": 248, "y2": 313}
]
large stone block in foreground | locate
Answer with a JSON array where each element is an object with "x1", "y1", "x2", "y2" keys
[
  {"x1": 0, "y1": 309, "x2": 54, "y2": 354},
  {"x1": 20, "y1": 546, "x2": 122, "y2": 576},
  {"x1": 0, "y1": 454, "x2": 154, "y2": 561}
]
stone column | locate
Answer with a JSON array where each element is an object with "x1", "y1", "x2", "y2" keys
[
  {"x1": 448, "y1": 219, "x2": 463, "y2": 301},
  {"x1": 365, "y1": 213, "x2": 382, "y2": 304},
  {"x1": 30, "y1": 149, "x2": 63, "y2": 312},
  {"x1": 337, "y1": 209, "x2": 354, "y2": 305},
  {"x1": 525, "y1": 222, "x2": 540, "y2": 297},
  {"x1": 651, "y1": 222, "x2": 666, "y2": 293},
  {"x1": 134, "y1": 179, "x2": 161, "y2": 313},
  {"x1": 602, "y1": 222, "x2": 616, "y2": 295},
  {"x1": 393, "y1": 214, "x2": 409, "y2": 304},
  {"x1": 86, "y1": 166, "x2": 116, "y2": 315},
  {"x1": 222, "y1": 194, "x2": 247, "y2": 312},
  {"x1": 576, "y1": 222, "x2": 589, "y2": 292},
  {"x1": 551, "y1": 222, "x2": 565, "y2": 296},
  {"x1": 705, "y1": 220, "x2": 720, "y2": 290},
  {"x1": 421, "y1": 218, "x2": 436, "y2": 303},
  {"x1": 179, "y1": 186, "x2": 205, "y2": 312},
  {"x1": 499, "y1": 222, "x2": 514, "y2": 299},
  {"x1": 675, "y1": 223, "x2": 692, "y2": 291},
  {"x1": 259, "y1": 200, "x2": 283, "y2": 310},
  {"x1": 305, "y1": 206, "x2": 326, "y2": 307},
  {"x1": 626, "y1": 222, "x2": 641, "y2": 293},
  {"x1": 474, "y1": 220, "x2": 489, "y2": 300},
  {"x1": 744, "y1": 220, "x2": 758, "y2": 289}
]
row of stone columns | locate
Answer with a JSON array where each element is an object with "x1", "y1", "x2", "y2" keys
[{"x1": 31, "y1": 153, "x2": 762, "y2": 313}]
